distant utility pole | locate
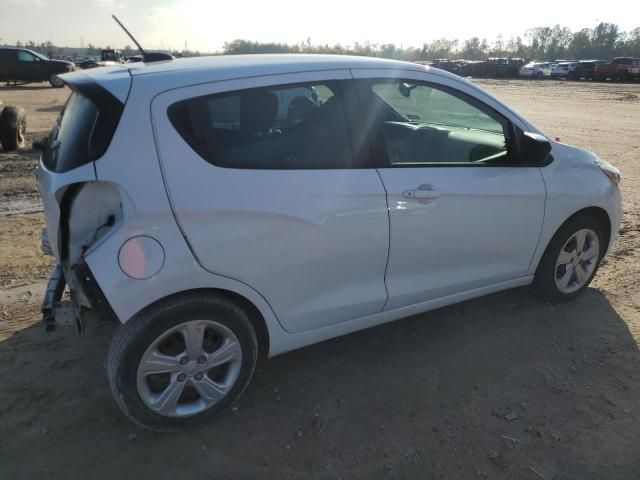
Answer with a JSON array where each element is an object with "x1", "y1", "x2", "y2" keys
[
  {"x1": 161, "y1": 39, "x2": 164, "y2": 50},
  {"x1": 81, "y1": 36, "x2": 85, "y2": 49}
]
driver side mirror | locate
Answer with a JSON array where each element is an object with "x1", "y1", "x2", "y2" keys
[{"x1": 520, "y1": 131, "x2": 552, "y2": 164}]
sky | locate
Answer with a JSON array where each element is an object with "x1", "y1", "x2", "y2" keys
[{"x1": 1, "y1": 0, "x2": 639, "y2": 52}]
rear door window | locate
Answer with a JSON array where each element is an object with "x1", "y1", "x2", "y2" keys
[{"x1": 168, "y1": 81, "x2": 357, "y2": 169}]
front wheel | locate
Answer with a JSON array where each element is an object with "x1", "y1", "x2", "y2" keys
[
  {"x1": 533, "y1": 214, "x2": 605, "y2": 303},
  {"x1": 49, "y1": 73, "x2": 65, "y2": 88},
  {"x1": 107, "y1": 293, "x2": 258, "y2": 431}
]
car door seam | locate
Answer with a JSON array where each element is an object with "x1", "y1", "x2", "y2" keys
[
  {"x1": 375, "y1": 167, "x2": 392, "y2": 311},
  {"x1": 526, "y1": 167, "x2": 549, "y2": 274}
]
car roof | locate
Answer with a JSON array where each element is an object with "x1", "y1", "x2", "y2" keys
[
  {"x1": 125, "y1": 54, "x2": 427, "y2": 78},
  {"x1": 0, "y1": 46, "x2": 34, "y2": 52},
  {"x1": 62, "y1": 53, "x2": 472, "y2": 105}
]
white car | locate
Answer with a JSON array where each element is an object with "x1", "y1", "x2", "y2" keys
[
  {"x1": 36, "y1": 55, "x2": 622, "y2": 430},
  {"x1": 551, "y1": 61, "x2": 579, "y2": 78},
  {"x1": 519, "y1": 62, "x2": 553, "y2": 79}
]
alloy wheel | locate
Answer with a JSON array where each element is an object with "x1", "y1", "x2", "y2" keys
[
  {"x1": 554, "y1": 228, "x2": 600, "y2": 294},
  {"x1": 136, "y1": 320, "x2": 243, "y2": 417}
]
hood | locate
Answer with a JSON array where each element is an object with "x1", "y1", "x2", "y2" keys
[
  {"x1": 49, "y1": 58, "x2": 75, "y2": 68},
  {"x1": 550, "y1": 141, "x2": 604, "y2": 170}
]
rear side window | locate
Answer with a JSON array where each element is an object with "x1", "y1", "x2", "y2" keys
[{"x1": 168, "y1": 81, "x2": 356, "y2": 169}]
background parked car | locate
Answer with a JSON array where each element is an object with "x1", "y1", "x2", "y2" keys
[
  {"x1": 125, "y1": 55, "x2": 143, "y2": 64},
  {"x1": 519, "y1": 62, "x2": 553, "y2": 79},
  {"x1": 551, "y1": 61, "x2": 579, "y2": 79},
  {"x1": 0, "y1": 47, "x2": 74, "y2": 87},
  {"x1": 594, "y1": 57, "x2": 640, "y2": 81},
  {"x1": 485, "y1": 58, "x2": 525, "y2": 78},
  {"x1": 75, "y1": 57, "x2": 97, "y2": 69},
  {"x1": 567, "y1": 60, "x2": 606, "y2": 80}
]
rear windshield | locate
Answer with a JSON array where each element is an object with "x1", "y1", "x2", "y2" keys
[
  {"x1": 42, "y1": 81, "x2": 124, "y2": 173},
  {"x1": 43, "y1": 92, "x2": 98, "y2": 172}
]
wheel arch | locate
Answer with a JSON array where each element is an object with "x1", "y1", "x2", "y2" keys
[
  {"x1": 130, "y1": 288, "x2": 271, "y2": 359},
  {"x1": 536, "y1": 206, "x2": 612, "y2": 272},
  {"x1": 567, "y1": 206, "x2": 612, "y2": 255}
]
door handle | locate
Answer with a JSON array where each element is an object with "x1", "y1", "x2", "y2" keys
[{"x1": 402, "y1": 185, "x2": 442, "y2": 199}]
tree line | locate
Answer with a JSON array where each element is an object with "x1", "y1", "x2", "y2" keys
[
  {"x1": 9, "y1": 22, "x2": 640, "y2": 62},
  {"x1": 222, "y1": 23, "x2": 640, "y2": 61}
]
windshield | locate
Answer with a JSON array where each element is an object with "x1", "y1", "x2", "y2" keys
[{"x1": 31, "y1": 50, "x2": 49, "y2": 61}]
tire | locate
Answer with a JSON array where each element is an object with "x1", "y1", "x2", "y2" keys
[
  {"x1": 107, "y1": 293, "x2": 258, "y2": 431},
  {"x1": 535, "y1": 71, "x2": 543, "y2": 79},
  {"x1": 49, "y1": 73, "x2": 65, "y2": 88},
  {"x1": 533, "y1": 213, "x2": 605, "y2": 303},
  {"x1": 0, "y1": 106, "x2": 27, "y2": 151}
]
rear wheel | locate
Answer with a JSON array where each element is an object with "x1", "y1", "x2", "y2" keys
[
  {"x1": 533, "y1": 214, "x2": 605, "y2": 303},
  {"x1": 107, "y1": 293, "x2": 258, "y2": 431},
  {"x1": 0, "y1": 106, "x2": 26, "y2": 151}
]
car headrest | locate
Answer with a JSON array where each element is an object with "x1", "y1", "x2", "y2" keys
[
  {"x1": 241, "y1": 90, "x2": 278, "y2": 133},
  {"x1": 287, "y1": 96, "x2": 317, "y2": 124}
]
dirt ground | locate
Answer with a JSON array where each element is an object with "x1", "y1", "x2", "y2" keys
[{"x1": 0, "y1": 79, "x2": 639, "y2": 480}]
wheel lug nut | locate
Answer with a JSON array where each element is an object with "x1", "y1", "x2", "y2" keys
[
  {"x1": 198, "y1": 355, "x2": 206, "y2": 364},
  {"x1": 195, "y1": 372, "x2": 203, "y2": 381},
  {"x1": 180, "y1": 357, "x2": 189, "y2": 365},
  {"x1": 177, "y1": 373, "x2": 186, "y2": 382}
]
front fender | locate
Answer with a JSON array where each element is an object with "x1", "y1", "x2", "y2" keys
[{"x1": 527, "y1": 142, "x2": 623, "y2": 275}]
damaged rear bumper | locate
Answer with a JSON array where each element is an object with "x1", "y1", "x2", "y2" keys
[
  {"x1": 42, "y1": 265, "x2": 67, "y2": 332},
  {"x1": 42, "y1": 261, "x2": 117, "y2": 333}
]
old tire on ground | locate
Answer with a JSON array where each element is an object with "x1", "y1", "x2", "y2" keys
[
  {"x1": 107, "y1": 293, "x2": 258, "y2": 431},
  {"x1": 533, "y1": 213, "x2": 605, "y2": 303},
  {"x1": 0, "y1": 106, "x2": 27, "y2": 151},
  {"x1": 49, "y1": 74, "x2": 65, "y2": 88}
]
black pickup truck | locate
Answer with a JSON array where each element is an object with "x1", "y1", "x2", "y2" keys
[{"x1": 0, "y1": 47, "x2": 74, "y2": 87}]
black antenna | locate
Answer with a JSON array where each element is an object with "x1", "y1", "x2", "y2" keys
[{"x1": 111, "y1": 14, "x2": 145, "y2": 56}]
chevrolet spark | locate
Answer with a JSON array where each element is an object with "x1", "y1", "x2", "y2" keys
[{"x1": 36, "y1": 55, "x2": 622, "y2": 431}]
